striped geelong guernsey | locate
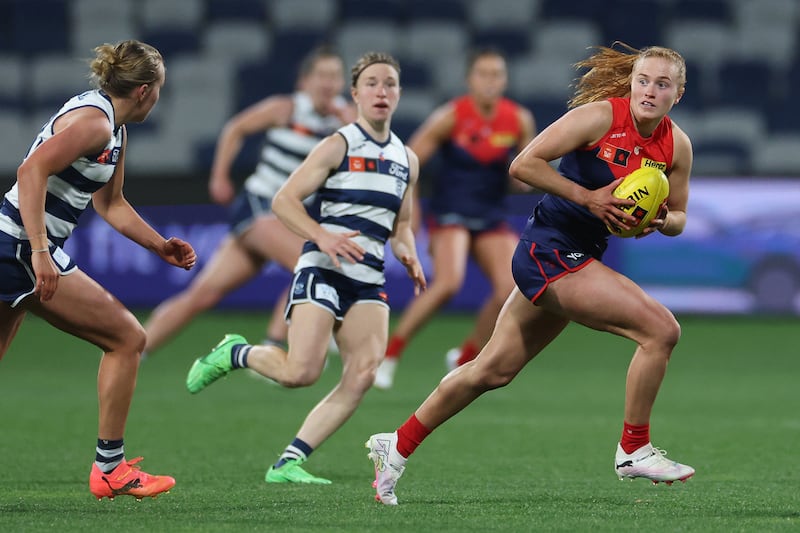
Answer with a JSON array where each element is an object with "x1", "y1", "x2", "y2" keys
[
  {"x1": 294, "y1": 123, "x2": 410, "y2": 286},
  {"x1": 0, "y1": 90, "x2": 123, "y2": 247},
  {"x1": 244, "y1": 91, "x2": 346, "y2": 199}
]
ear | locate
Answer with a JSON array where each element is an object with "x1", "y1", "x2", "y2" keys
[{"x1": 136, "y1": 84, "x2": 150, "y2": 102}]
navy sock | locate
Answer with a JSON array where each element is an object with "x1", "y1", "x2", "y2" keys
[
  {"x1": 95, "y1": 438, "x2": 124, "y2": 473},
  {"x1": 274, "y1": 437, "x2": 314, "y2": 469},
  {"x1": 231, "y1": 344, "x2": 251, "y2": 369}
]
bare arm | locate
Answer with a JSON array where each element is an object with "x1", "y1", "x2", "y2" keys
[
  {"x1": 272, "y1": 134, "x2": 365, "y2": 267},
  {"x1": 407, "y1": 103, "x2": 455, "y2": 167},
  {"x1": 209, "y1": 95, "x2": 294, "y2": 204},
  {"x1": 509, "y1": 105, "x2": 537, "y2": 193},
  {"x1": 16, "y1": 107, "x2": 112, "y2": 300},
  {"x1": 509, "y1": 101, "x2": 639, "y2": 229},
  {"x1": 390, "y1": 148, "x2": 426, "y2": 294},
  {"x1": 405, "y1": 104, "x2": 455, "y2": 233},
  {"x1": 92, "y1": 131, "x2": 196, "y2": 270},
  {"x1": 659, "y1": 122, "x2": 692, "y2": 236}
]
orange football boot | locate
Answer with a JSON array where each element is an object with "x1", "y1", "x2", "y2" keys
[{"x1": 89, "y1": 457, "x2": 175, "y2": 500}]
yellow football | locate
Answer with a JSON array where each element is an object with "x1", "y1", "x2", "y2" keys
[{"x1": 606, "y1": 167, "x2": 670, "y2": 238}]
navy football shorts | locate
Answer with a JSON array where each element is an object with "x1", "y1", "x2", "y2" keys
[
  {"x1": 285, "y1": 267, "x2": 389, "y2": 321},
  {"x1": 511, "y1": 238, "x2": 595, "y2": 303},
  {"x1": 228, "y1": 190, "x2": 274, "y2": 236},
  {"x1": 228, "y1": 189, "x2": 320, "y2": 236},
  {"x1": 0, "y1": 231, "x2": 77, "y2": 307}
]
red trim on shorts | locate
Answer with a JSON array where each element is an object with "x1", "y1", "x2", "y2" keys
[{"x1": 527, "y1": 244, "x2": 595, "y2": 303}]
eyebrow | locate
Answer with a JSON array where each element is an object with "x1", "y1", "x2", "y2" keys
[
  {"x1": 362, "y1": 75, "x2": 398, "y2": 82},
  {"x1": 636, "y1": 73, "x2": 672, "y2": 81}
]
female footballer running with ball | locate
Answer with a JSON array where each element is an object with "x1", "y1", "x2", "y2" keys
[{"x1": 367, "y1": 43, "x2": 694, "y2": 505}]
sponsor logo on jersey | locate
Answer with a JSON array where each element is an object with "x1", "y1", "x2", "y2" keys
[
  {"x1": 348, "y1": 156, "x2": 378, "y2": 172},
  {"x1": 349, "y1": 156, "x2": 408, "y2": 179},
  {"x1": 96, "y1": 148, "x2": 120, "y2": 164},
  {"x1": 388, "y1": 162, "x2": 408, "y2": 180},
  {"x1": 598, "y1": 143, "x2": 631, "y2": 167},
  {"x1": 348, "y1": 157, "x2": 365, "y2": 171},
  {"x1": 489, "y1": 132, "x2": 517, "y2": 147},
  {"x1": 641, "y1": 158, "x2": 667, "y2": 171}
]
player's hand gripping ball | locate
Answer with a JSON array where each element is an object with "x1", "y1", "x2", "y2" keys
[{"x1": 606, "y1": 167, "x2": 669, "y2": 238}]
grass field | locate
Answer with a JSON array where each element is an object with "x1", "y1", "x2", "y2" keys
[{"x1": 0, "y1": 311, "x2": 798, "y2": 532}]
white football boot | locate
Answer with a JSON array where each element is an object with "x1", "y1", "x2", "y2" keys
[
  {"x1": 445, "y1": 347, "x2": 461, "y2": 371},
  {"x1": 373, "y1": 358, "x2": 398, "y2": 390},
  {"x1": 614, "y1": 443, "x2": 695, "y2": 484},
  {"x1": 366, "y1": 432, "x2": 407, "y2": 505}
]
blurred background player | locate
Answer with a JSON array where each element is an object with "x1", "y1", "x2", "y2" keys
[
  {"x1": 367, "y1": 43, "x2": 695, "y2": 506},
  {"x1": 143, "y1": 46, "x2": 354, "y2": 356},
  {"x1": 374, "y1": 48, "x2": 536, "y2": 389},
  {"x1": 185, "y1": 52, "x2": 426, "y2": 485},
  {"x1": 0, "y1": 40, "x2": 196, "y2": 499}
]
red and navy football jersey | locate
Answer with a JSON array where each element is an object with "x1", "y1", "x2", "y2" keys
[
  {"x1": 430, "y1": 95, "x2": 524, "y2": 227},
  {"x1": 526, "y1": 97, "x2": 674, "y2": 255}
]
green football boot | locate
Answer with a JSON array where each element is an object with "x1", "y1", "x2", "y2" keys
[
  {"x1": 265, "y1": 459, "x2": 332, "y2": 484},
  {"x1": 186, "y1": 334, "x2": 247, "y2": 393}
]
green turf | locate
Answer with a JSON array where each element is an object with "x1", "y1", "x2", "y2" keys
[{"x1": 1, "y1": 311, "x2": 798, "y2": 532}]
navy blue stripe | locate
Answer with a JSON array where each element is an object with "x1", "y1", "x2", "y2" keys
[
  {"x1": 0, "y1": 200, "x2": 67, "y2": 247},
  {"x1": 318, "y1": 188, "x2": 401, "y2": 212},
  {"x1": 358, "y1": 251, "x2": 384, "y2": 271},
  {"x1": 335, "y1": 157, "x2": 409, "y2": 180},
  {"x1": 353, "y1": 123, "x2": 393, "y2": 148},
  {"x1": 319, "y1": 215, "x2": 391, "y2": 241},
  {"x1": 56, "y1": 166, "x2": 108, "y2": 193},
  {"x1": 1, "y1": 198, "x2": 23, "y2": 225},
  {"x1": 258, "y1": 156, "x2": 294, "y2": 177},
  {"x1": 264, "y1": 138, "x2": 309, "y2": 162},
  {"x1": 45, "y1": 192, "x2": 83, "y2": 225},
  {"x1": 301, "y1": 241, "x2": 384, "y2": 271}
]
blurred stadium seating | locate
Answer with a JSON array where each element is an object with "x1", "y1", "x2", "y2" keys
[{"x1": 1, "y1": 0, "x2": 799, "y2": 182}]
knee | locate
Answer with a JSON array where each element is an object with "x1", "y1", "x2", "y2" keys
[
  {"x1": 278, "y1": 366, "x2": 322, "y2": 388},
  {"x1": 659, "y1": 312, "x2": 681, "y2": 350},
  {"x1": 431, "y1": 278, "x2": 462, "y2": 301},
  {"x1": 342, "y1": 358, "x2": 383, "y2": 396},
  {"x1": 106, "y1": 313, "x2": 146, "y2": 356},
  {"x1": 465, "y1": 361, "x2": 517, "y2": 391},
  {"x1": 645, "y1": 310, "x2": 681, "y2": 358},
  {"x1": 125, "y1": 321, "x2": 147, "y2": 356},
  {"x1": 478, "y1": 369, "x2": 515, "y2": 390}
]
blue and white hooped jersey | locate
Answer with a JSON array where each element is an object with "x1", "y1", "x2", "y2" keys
[
  {"x1": 244, "y1": 91, "x2": 346, "y2": 200},
  {"x1": 0, "y1": 90, "x2": 123, "y2": 247},
  {"x1": 294, "y1": 122, "x2": 410, "y2": 286}
]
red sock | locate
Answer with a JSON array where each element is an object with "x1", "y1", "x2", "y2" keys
[
  {"x1": 385, "y1": 336, "x2": 406, "y2": 360},
  {"x1": 396, "y1": 413, "x2": 432, "y2": 458},
  {"x1": 456, "y1": 339, "x2": 479, "y2": 366},
  {"x1": 620, "y1": 422, "x2": 650, "y2": 454}
]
